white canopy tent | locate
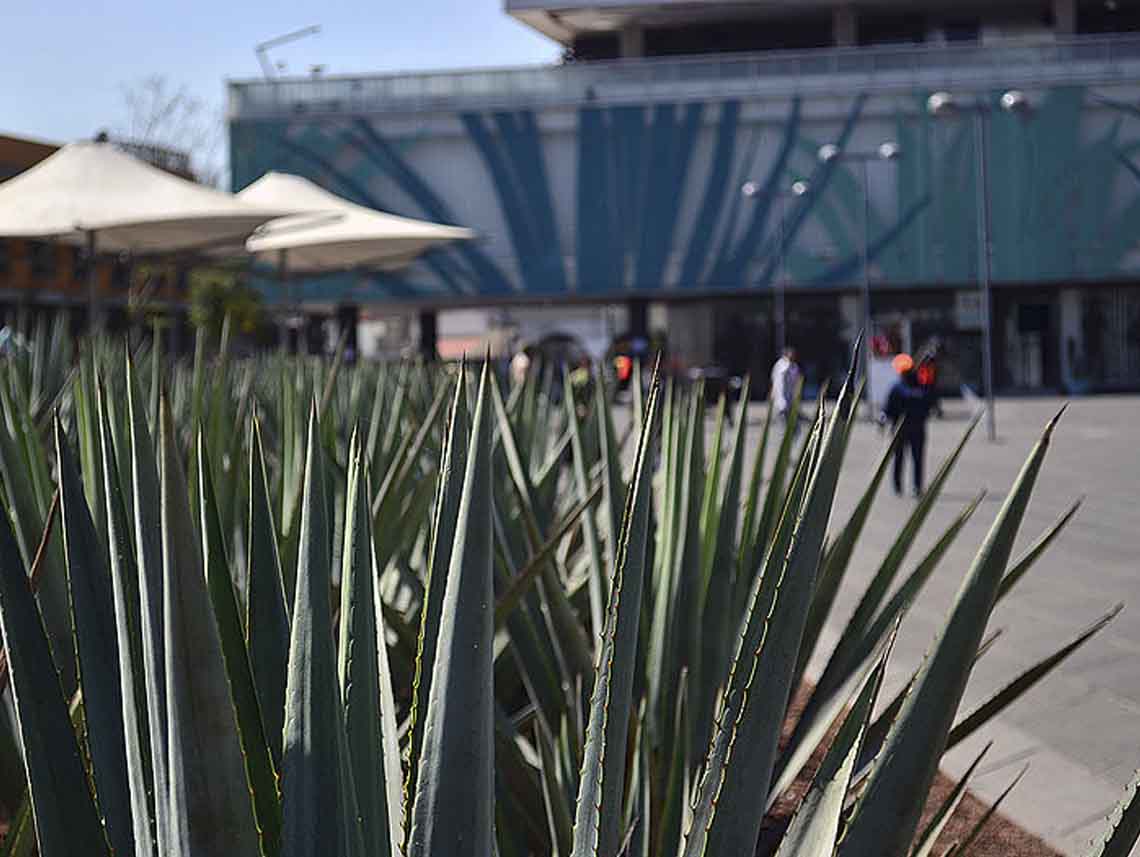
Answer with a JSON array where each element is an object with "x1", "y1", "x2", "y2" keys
[
  {"x1": 239, "y1": 172, "x2": 474, "y2": 276},
  {"x1": 0, "y1": 141, "x2": 288, "y2": 254},
  {"x1": 0, "y1": 140, "x2": 290, "y2": 328}
]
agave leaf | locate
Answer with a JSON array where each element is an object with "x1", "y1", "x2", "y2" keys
[
  {"x1": 0, "y1": 793, "x2": 34, "y2": 857},
  {"x1": 942, "y1": 764, "x2": 1028, "y2": 857},
  {"x1": 564, "y1": 367, "x2": 606, "y2": 638},
  {"x1": 795, "y1": 424, "x2": 901, "y2": 689},
  {"x1": 570, "y1": 368, "x2": 659, "y2": 857},
  {"x1": 911, "y1": 742, "x2": 992, "y2": 857},
  {"x1": 488, "y1": 370, "x2": 593, "y2": 678},
  {"x1": 159, "y1": 403, "x2": 261, "y2": 857},
  {"x1": 737, "y1": 388, "x2": 774, "y2": 596},
  {"x1": 405, "y1": 369, "x2": 468, "y2": 815},
  {"x1": 0, "y1": 384, "x2": 45, "y2": 569},
  {"x1": 627, "y1": 701, "x2": 652, "y2": 857},
  {"x1": 54, "y1": 422, "x2": 135, "y2": 857},
  {"x1": 338, "y1": 437, "x2": 404, "y2": 857},
  {"x1": 658, "y1": 668, "x2": 691, "y2": 857},
  {"x1": 773, "y1": 643, "x2": 885, "y2": 857},
  {"x1": 813, "y1": 415, "x2": 980, "y2": 719},
  {"x1": 595, "y1": 374, "x2": 626, "y2": 572},
  {"x1": 536, "y1": 720, "x2": 573, "y2": 857},
  {"x1": 493, "y1": 554, "x2": 568, "y2": 741},
  {"x1": 695, "y1": 378, "x2": 750, "y2": 755},
  {"x1": 0, "y1": 493, "x2": 109, "y2": 856},
  {"x1": 198, "y1": 432, "x2": 282, "y2": 857},
  {"x1": 0, "y1": 382, "x2": 73, "y2": 695},
  {"x1": 73, "y1": 351, "x2": 108, "y2": 546},
  {"x1": 371, "y1": 380, "x2": 449, "y2": 530},
  {"x1": 648, "y1": 382, "x2": 705, "y2": 752},
  {"x1": 281, "y1": 404, "x2": 365, "y2": 857},
  {"x1": 495, "y1": 483, "x2": 600, "y2": 627},
  {"x1": 246, "y1": 417, "x2": 291, "y2": 770},
  {"x1": 1086, "y1": 768, "x2": 1140, "y2": 857},
  {"x1": 946, "y1": 602, "x2": 1123, "y2": 752},
  {"x1": 408, "y1": 364, "x2": 495, "y2": 857},
  {"x1": 495, "y1": 706, "x2": 551, "y2": 856},
  {"x1": 684, "y1": 365, "x2": 855, "y2": 857},
  {"x1": 997, "y1": 498, "x2": 1082, "y2": 603},
  {"x1": 840, "y1": 409, "x2": 1064, "y2": 857},
  {"x1": 127, "y1": 356, "x2": 174, "y2": 854},
  {"x1": 646, "y1": 381, "x2": 683, "y2": 744},
  {"x1": 775, "y1": 491, "x2": 985, "y2": 807},
  {"x1": 750, "y1": 377, "x2": 803, "y2": 573},
  {"x1": 96, "y1": 380, "x2": 156, "y2": 855}
]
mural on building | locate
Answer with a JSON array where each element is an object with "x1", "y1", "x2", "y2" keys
[{"x1": 230, "y1": 84, "x2": 1140, "y2": 303}]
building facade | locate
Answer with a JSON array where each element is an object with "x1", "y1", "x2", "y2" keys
[{"x1": 229, "y1": 0, "x2": 1140, "y2": 392}]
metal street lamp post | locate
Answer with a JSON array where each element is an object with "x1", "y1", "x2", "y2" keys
[
  {"x1": 817, "y1": 140, "x2": 902, "y2": 404},
  {"x1": 741, "y1": 178, "x2": 810, "y2": 353},
  {"x1": 927, "y1": 89, "x2": 1032, "y2": 443}
]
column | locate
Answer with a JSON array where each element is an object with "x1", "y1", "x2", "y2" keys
[
  {"x1": 620, "y1": 24, "x2": 645, "y2": 58},
  {"x1": 1058, "y1": 287, "x2": 1082, "y2": 392},
  {"x1": 833, "y1": 7, "x2": 858, "y2": 46},
  {"x1": 666, "y1": 302, "x2": 715, "y2": 369},
  {"x1": 418, "y1": 309, "x2": 439, "y2": 362},
  {"x1": 336, "y1": 304, "x2": 360, "y2": 357},
  {"x1": 1053, "y1": 0, "x2": 1076, "y2": 35},
  {"x1": 304, "y1": 314, "x2": 327, "y2": 355},
  {"x1": 628, "y1": 297, "x2": 649, "y2": 343}
]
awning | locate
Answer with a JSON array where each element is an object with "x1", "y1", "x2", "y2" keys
[
  {"x1": 0, "y1": 141, "x2": 287, "y2": 254},
  {"x1": 239, "y1": 172, "x2": 474, "y2": 273}
]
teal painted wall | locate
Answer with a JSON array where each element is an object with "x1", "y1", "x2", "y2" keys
[{"x1": 229, "y1": 83, "x2": 1140, "y2": 303}]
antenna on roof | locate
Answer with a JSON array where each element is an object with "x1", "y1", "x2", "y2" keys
[{"x1": 255, "y1": 25, "x2": 321, "y2": 81}]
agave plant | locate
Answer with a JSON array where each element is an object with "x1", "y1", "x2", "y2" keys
[{"x1": 0, "y1": 327, "x2": 1131, "y2": 857}]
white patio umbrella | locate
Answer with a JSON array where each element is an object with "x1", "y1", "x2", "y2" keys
[
  {"x1": 239, "y1": 172, "x2": 474, "y2": 276},
  {"x1": 0, "y1": 141, "x2": 289, "y2": 327},
  {"x1": 0, "y1": 141, "x2": 287, "y2": 253}
]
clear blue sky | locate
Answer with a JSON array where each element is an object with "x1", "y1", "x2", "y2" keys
[{"x1": 0, "y1": 0, "x2": 558, "y2": 145}]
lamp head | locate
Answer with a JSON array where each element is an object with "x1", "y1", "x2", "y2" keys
[
  {"x1": 1000, "y1": 89, "x2": 1031, "y2": 114},
  {"x1": 878, "y1": 140, "x2": 902, "y2": 160},
  {"x1": 927, "y1": 91, "x2": 957, "y2": 116}
]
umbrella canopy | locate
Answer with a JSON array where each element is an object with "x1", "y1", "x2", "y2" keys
[
  {"x1": 239, "y1": 172, "x2": 474, "y2": 274},
  {"x1": 0, "y1": 141, "x2": 287, "y2": 254}
]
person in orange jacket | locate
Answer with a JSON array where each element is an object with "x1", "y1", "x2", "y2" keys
[{"x1": 880, "y1": 353, "x2": 935, "y2": 497}]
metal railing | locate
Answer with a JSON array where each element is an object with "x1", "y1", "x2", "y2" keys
[{"x1": 229, "y1": 32, "x2": 1140, "y2": 118}]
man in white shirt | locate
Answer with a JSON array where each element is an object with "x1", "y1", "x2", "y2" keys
[{"x1": 770, "y1": 346, "x2": 801, "y2": 417}]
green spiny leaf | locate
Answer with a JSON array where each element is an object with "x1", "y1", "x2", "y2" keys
[
  {"x1": 408, "y1": 364, "x2": 496, "y2": 857},
  {"x1": 54, "y1": 421, "x2": 135, "y2": 856},
  {"x1": 841, "y1": 408, "x2": 1064, "y2": 857}
]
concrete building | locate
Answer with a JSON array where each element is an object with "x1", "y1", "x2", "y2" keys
[{"x1": 229, "y1": 0, "x2": 1140, "y2": 392}]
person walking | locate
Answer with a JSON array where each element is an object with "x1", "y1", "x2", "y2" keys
[
  {"x1": 770, "y1": 346, "x2": 801, "y2": 419},
  {"x1": 880, "y1": 353, "x2": 934, "y2": 497}
]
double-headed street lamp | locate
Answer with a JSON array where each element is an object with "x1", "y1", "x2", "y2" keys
[
  {"x1": 817, "y1": 140, "x2": 902, "y2": 399},
  {"x1": 741, "y1": 178, "x2": 810, "y2": 353},
  {"x1": 926, "y1": 88, "x2": 1032, "y2": 442}
]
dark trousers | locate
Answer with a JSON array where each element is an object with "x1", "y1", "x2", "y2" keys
[{"x1": 894, "y1": 430, "x2": 926, "y2": 494}]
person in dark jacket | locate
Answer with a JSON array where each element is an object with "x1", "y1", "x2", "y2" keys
[{"x1": 880, "y1": 353, "x2": 934, "y2": 497}]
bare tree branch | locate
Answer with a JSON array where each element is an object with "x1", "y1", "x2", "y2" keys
[{"x1": 116, "y1": 75, "x2": 225, "y2": 187}]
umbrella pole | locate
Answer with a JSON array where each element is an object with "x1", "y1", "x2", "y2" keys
[
  {"x1": 86, "y1": 230, "x2": 101, "y2": 336},
  {"x1": 278, "y1": 249, "x2": 291, "y2": 354}
]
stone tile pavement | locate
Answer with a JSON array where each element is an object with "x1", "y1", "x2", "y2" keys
[{"x1": 752, "y1": 395, "x2": 1139, "y2": 855}]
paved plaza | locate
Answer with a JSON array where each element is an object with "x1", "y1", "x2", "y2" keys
[{"x1": 778, "y1": 395, "x2": 1139, "y2": 855}]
